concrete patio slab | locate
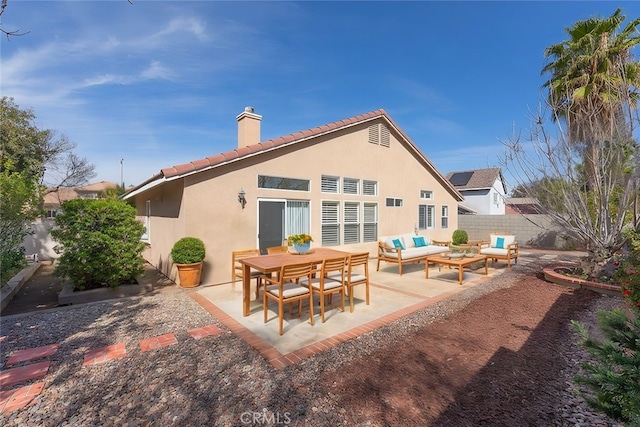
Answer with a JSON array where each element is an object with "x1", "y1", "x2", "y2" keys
[{"x1": 193, "y1": 259, "x2": 505, "y2": 356}]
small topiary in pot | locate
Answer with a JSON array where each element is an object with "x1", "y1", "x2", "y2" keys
[
  {"x1": 171, "y1": 237, "x2": 206, "y2": 288},
  {"x1": 452, "y1": 229, "x2": 469, "y2": 246},
  {"x1": 171, "y1": 237, "x2": 206, "y2": 265}
]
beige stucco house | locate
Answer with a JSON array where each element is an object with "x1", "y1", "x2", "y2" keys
[{"x1": 122, "y1": 108, "x2": 463, "y2": 286}]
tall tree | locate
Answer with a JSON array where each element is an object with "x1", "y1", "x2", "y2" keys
[
  {"x1": 0, "y1": 97, "x2": 96, "y2": 278},
  {"x1": 542, "y1": 8, "x2": 640, "y2": 187},
  {"x1": 501, "y1": 9, "x2": 640, "y2": 275}
]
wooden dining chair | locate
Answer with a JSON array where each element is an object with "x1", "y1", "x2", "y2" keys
[
  {"x1": 231, "y1": 249, "x2": 263, "y2": 298},
  {"x1": 266, "y1": 245, "x2": 289, "y2": 254},
  {"x1": 342, "y1": 252, "x2": 371, "y2": 313},
  {"x1": 263, "y1": 262, "x2": 315, "y2": 335},
  {"x1": 299, "y1": 256, "x2": 347, "y2": 323}
]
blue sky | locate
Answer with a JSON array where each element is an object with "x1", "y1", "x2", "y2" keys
[{"x1": 3, "y1": 1, "x2": 640, "y2": 191}]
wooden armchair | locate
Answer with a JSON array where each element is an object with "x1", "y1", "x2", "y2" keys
[
  {"x1": 299, "y1": 256, "x2": 347, "y2": 323},
  {"x1": 262, "y1": 262, "x2": 315, "y2": 335},
  {"x1": 477, "y1": 234, "x2": 518, "y2": 269},
  {"x1": 231, "y1": 249, "x2": 263, "y2": 298},
  {"x1": 343, "y1": 252, "x2": 370, "y2": 313}
]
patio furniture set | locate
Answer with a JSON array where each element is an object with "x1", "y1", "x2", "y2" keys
[
  {"x1": 234, "y1": 247, "x2": 370, "y2": 335},
  {"x1": 377, "y1": 232, "x2": 519, "y2": 283},
  {"x1": 233, "y1": 233, "x2": 517, "y2": 335}
]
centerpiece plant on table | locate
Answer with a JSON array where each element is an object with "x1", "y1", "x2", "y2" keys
[
  {"x1": 287, "y1": 234, "x2": 313, "y2": 245},
  {"x1": 287, "y1": 234, "x2": 313, "y2": 254}
]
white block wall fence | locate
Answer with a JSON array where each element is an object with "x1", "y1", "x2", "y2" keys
[{"x1": 458, "y1": 214, "x2": 580, "y2": 249}]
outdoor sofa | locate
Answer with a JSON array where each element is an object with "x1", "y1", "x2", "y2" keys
[
  {"x1": 377, "y1": 233, "x2": 449, "y2": 275},
  {"x1": 478, "y1": 234, "x2": 518, "y2": 269}
]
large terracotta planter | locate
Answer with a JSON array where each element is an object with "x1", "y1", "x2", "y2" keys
[{"x1": 176, "y1": 262, "x2": 203, "y2": 288}]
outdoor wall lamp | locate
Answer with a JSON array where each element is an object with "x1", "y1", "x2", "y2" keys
[{"x1": 238, "y1": 188, "x2": 246, "y2": 209}]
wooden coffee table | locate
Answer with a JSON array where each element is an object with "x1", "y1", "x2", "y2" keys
[{"x1": 425, "y1": 254, "x2": 488, "y2": 285}]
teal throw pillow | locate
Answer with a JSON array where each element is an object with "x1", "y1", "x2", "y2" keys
[
  {"x1": 392, "y1": 238, "x2": 405, "y2": 250},
  {"x1": 495, "y1": 237, "x2": 505, "y2": 249},
  {"x1": 413, "y1": 236, "x2": 426, "y2": 247}
]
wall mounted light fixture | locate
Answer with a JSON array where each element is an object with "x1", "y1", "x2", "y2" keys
[{"x1": 238, "y1": 188, "x2": 246, "y2": 209}]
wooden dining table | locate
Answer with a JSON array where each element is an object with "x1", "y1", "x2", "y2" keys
[{"x1": 240, "y1": 247, "x2": 351, "y2": 316}]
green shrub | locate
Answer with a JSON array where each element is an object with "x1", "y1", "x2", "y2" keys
[
  {"x1": 452, "y1": 229, "x2": 468, "y2": 245},
  {"x1": 571, "y1": 309, "x2": 640, "y2": 424},
  {"x1": 51, "y1": 199, "x2": 146, "y2": 290},
  {"x1": 0, "y1": 247, "x2": 26, "y2": 288},
  {"x1": 170, "y1": 237, "x2": 205, "y2": 265}
]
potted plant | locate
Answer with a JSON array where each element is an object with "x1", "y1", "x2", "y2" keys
[
  {"x1": 170, "y1": 237, "x2": 206, "y2": 288},
  {"x1": 452, "y1": 229, "x2": 469, "y2": 246},
  {"x1": 287, "y1": 234, "x2": 313, "y2": 254}
]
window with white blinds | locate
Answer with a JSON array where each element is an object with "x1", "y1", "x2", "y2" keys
[
  {"x1": 343, "y1": 178, "x2": 359, "y2": 195},
  {"x1": 363, "y1": 203, "x2": 378, "y2": 242},
  {"x1": 321, "y1": 175, "x2": 339, "y2": 193},
  {"x1": 363, "y1": 180, "x2": 377, "y2": 196},
  {"x1": 343, "y1": 202, "x2": 360, "y2": 244},
  {"x1": 321, "y1": 201, "x2": 340, "y2": 246}
]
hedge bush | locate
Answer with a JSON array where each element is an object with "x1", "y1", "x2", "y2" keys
[{"x1": 51, "y1": 199, "x2": 146, "y2": 290}]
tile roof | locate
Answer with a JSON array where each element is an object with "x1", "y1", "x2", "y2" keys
[
  {"x1": 159, "y1": 109, "x2": 386, "y2": 179},
  {"x1": 124, "y1": 109, "x2": 462, "y2": 201},
  {"x1": 445, "y1": 167, "x2": 505, "y2": 191}
]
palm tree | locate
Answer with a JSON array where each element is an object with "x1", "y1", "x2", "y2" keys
[
  {"x1": 542, "y1": 8, "x2": 640, "y2": 146},
  {"x1": 534, "y1": 8, "x2": 640, "y2": 270}
]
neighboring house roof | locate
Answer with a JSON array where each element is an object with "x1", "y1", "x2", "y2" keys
[
  {"x1": 43, "y1": 187, "x2": 78, "y2": 207},
  {"x1": 43, "y1": 181, "x2": 118, "y2": 207},
  {"x1": 445, "y1": 167, "x2": 507, "y2": 193},
  {"x1": 76, "y1": 181, "x2": 117, "y2": 193},
  {"x1": 506, "y1": 197, "x2": 542, "y2": 214},
  {"x1": 122, "y1": 109, "x2": 463, "y2": 201},
  {"x1": 457, "y1": 204, "x2": 477, "y2": 215}
]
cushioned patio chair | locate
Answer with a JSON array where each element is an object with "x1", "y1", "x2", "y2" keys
[
  {"x1": 477, "y1": 234, "x2": 518, "y2": 269},
  {"x1": 341, "y1": 252, "x2": 370, "y2": 313},
  {"x1": 231, "y1": 249, "x2": 263, "y2": 298},
  {"x1": 262, "y1": 262, "x2": 315, "y2": 335},
  {"x1": 299, "y1": 256, "x2": 347, "y2": 323}
]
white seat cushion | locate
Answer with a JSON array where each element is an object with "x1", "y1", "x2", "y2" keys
[
  {"x1": 267, "y1": 283, "x2": 310, "y2": 298},
  {"x1": 481, "y1": 247, "x2": 509, "y2": 257},
  {"x1": 347, "y1": 273, "x2": 367, "y2": 284},
  {"x1": 310, "y1": 279, "x2": 343, "y2": 291}
]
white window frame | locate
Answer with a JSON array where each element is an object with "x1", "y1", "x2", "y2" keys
[
  {"x1": 321, "y1": 201, "x2": 340, "y2": 246},
  {"x1": 418, "y1": 204, "x2": 435, "y2": 230},
  {"x1": 420, "y1": 190, "x2": 433, "y2": 200},
  {"x1": 363, "y1": 203, "x2": 378, "y2": 242},
  {"x1": 321, "y1": 175, "x2": 340, "y2": 193},
  {"x1": 363, "y1": 180, "x2": 377, "y2": 196},
  {"x1": 441, "y1": 205, "x2": 449, "y2": 229},
  {"x1": 343, "y1": 178, "x2": 360, "y2": 195},
  {"x1": 386, "y1": 197, "x2": 403, "y2": 207},
  {"x1": 141, "y1": 200, "x2": 151, "y2": 242},
  {"x1": 343, "y1": 202, "x2": 360, "y2": 244}
]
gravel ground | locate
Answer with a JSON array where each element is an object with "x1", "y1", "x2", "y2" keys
[{"x1": 0, "y1": 256, "x2": 627, "y2": 426}]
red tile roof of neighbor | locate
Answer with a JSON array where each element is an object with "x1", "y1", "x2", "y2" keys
[{"x1": 125, "y1": 109, "x2": 462, "y2": 200}]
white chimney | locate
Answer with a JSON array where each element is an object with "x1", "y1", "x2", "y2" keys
[{"x1": 236, "y1": 106, "x2": 262, "y2": 148}]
